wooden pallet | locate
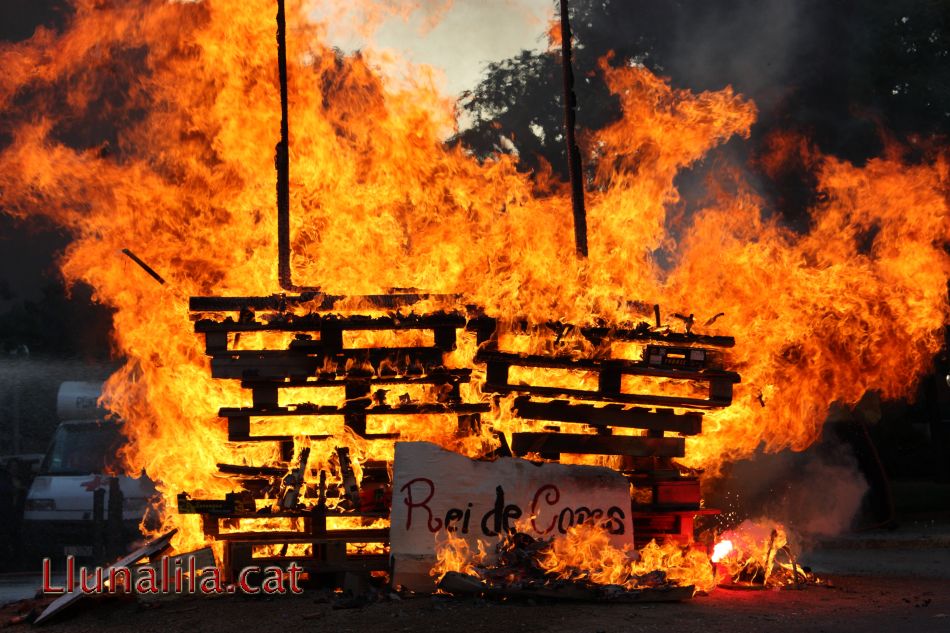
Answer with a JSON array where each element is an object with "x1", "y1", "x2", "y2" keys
[
  {"x1": 464, "y1": 316, "x2": 735, "y2": 349},
  {"x1": 479, "y1": 349, "x2": 739, "y2": 410},
  {"x1": 220, "y1": 402, "x2": 490, "y2": 442},
  {"x1": 212, "y1": 507, "x2": 390, "y2": 580}
]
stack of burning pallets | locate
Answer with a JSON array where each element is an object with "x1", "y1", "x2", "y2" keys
[
  {"x1": 180, "y1": 293, "x2": 490, "y2": 581},
  {"x1": 178, "y1": 292, "x2": 740, "y2": 578},
  {"x1": 474, "y1": 320, "x2": 740, "y2": 548}
]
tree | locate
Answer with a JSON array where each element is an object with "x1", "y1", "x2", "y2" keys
[{"x1": 455, "y1": 0, "x2": 950, "y2": 177}]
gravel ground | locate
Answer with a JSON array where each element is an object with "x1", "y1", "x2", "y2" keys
[
  {"x1": 2, "y1": 573, "x2": 947, "y2": 633},
  {"x1": 5, "y1": 523, "x2": 950, "y2": 631}
]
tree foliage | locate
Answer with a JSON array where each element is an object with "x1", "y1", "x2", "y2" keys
[{"x1": 455, "y1": 0, "x2": 950, "y2": 175}]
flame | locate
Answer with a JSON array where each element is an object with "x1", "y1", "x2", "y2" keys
[
  {"x1": 712, "y1": 519, "x2": 804, "y2": 587},
  {"x1": 431, "y1": 530, "x2": 489, "y2": 580},
  {"x1": 0, "y1": 0, "x2": 948, "y2": 560},
  {"x1": 539, "y1": 523, "x2": 716, "y2": 593},
  {"x1": 433, "y1": 523, "x2": 716, "y2": 594},
  {"x1": 710, "y1": 539, "x2": 733, "y2": 564}
]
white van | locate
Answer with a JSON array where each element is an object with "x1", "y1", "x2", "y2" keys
[{"x1": 22, "y1": 382, "x2": 157, "y2": 559}]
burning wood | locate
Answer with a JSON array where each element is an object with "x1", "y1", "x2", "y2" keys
[
  {"x1": 431, "y1": 525, "x2": 708, "y2": 601},
  {"x1": 711, "y1": 520, "x2": 821, "y2": 590}
]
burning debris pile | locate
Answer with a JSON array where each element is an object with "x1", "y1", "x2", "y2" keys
[
  {"x1": 712, "y1": 520, "x2": 818, "y2": 590},
  {"x1": 430, "y1": 518, "x2": 821, "y2": 601},
  {"x1": 433, "y1": 524, "x2": 711, "y2": 602}
]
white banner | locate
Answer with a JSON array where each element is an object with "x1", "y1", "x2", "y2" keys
[{"x1": 390, "y1": 442, "x2": 634, "y2": 587}]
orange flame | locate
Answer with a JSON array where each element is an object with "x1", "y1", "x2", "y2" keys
[
  {"x1": 712, "y1": 519, "x2": 797, "y2": 587},
  {"x1": 539, "y1": 523, "x2": 716, "y2": 592},
  {"x1": 433, "y1": 523, "x2": 716, "y2": 593},
  {"x1": 710, "y1": 539, "x2": 733, "y2": 564}
]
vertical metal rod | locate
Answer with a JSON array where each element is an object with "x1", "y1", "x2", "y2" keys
[
  {"x1": 92, "y1": 488, "x2": 105, "y2": 562},
  {"x1": 275, "y1": 0, "x2": 294, "y2": 290},
  {"x1": 106, "y1": 476, "x2": 124, "y2": 559},
  {"x1": 559, "y1": 0, "x2": 588, "y2": 258},
  {"x1": 12, "y1": 375, "x2": 20, "y2": 455}
]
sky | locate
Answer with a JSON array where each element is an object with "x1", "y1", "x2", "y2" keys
[{"x1": 316, "y1": 0, "x2": 554, "y2": 97}]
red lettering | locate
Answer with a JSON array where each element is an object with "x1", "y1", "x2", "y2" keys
[
  {"x1": 400, "y1": 477, "x2": 443, "y2": 532},
  {"x1": 66, "y1": 555, "x2": 75, "y2": 592},
  {"x1": 238, "y1": 566, "x2": 261, "y2": 594},
  {"x1": 80, "y1": 567, "x2": 103, "y2": 594},
  {"x1": 286, "y1": 562, "x2": 304, "y2": 594},
  {"x1": 42, "y1": 559, "x2": 64, "y2": 594},
  {"x1": 108, "y1": 567, "x2": 131, "y2": 593},
  {"x1": 530, "y1": 484, "x2": 560, "y2": 534}
]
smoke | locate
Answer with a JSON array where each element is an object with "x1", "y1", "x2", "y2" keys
[
  {"x1": 654, "y1": 0, "x2": 806, "y2": 105},
  {"x1": 773, "y1": 449, "x2": 870, "y2": 538},
  {"x1": 707, "y1": 431, "x2": 872, "y2": 547}
]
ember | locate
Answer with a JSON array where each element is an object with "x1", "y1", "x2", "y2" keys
[
  {"x1": 712, "y1": 520, "x2": 818, "y2": 590},
  {"x1": 433, "y1": 526, "x2": 705, "y2": 602}
]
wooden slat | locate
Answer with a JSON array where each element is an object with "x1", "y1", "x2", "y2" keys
[
  {"x1": 216, "y1": 463, "x2": 287, "y2": 477},
  {"x1": 210, "y1": 347, "x2": 446, "y2": 379},
  {"x1": 189, "y1": 293, "x2": 458, "y2": 312},
  {"x1": 229, "y1": 433, "x2": 398, "y2": 443},
  {"x1": 486, "y1": 383, "x2": 729, "y2": 409},
  {"x1": 580, "y1": 325, "x2": 734, "y2": 348},
  {"x1": 511, "y1": 432, "x2": 685, "y2": 457},
  {"x1": 194, "y1": 311, "x2": 465, "y2": 333},
  {"x1": 512, "y1": 397, "x2": 703, "y2": 435},
  {"x1": 242, "y1": 368, "x2": 471, "y2": 389},
  {"x1": 219, "y1": 402, "x2": 491, "y2": 418},
  {"x1": 200, "y1": 508, "x2": 387, "y2": 520},
  {"x1": 463, "y1": 318, "x2": 734, "y2": 348},
  {"x1": 476, "y1": 350, "x2": 739, "y2": 383},
  {"x1": 214, "y1": 528, "x2": 389, "y2": 543}
]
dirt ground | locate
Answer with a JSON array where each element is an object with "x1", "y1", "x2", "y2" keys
[{"x1": 9, "y1": 574, "x2": 949, "y2": 633}]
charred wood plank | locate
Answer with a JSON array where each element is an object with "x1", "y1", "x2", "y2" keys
[
  {"x1": 579, "y1": 324, "x2": 734, "y2": 348},
  {"x1": 476, "y1": 350, "x2": 739, "y2": 384},
  {"x1": 228, "y1": 432, "x2": 395, "y2": 443},
  {"x1": 464, "y1": 314, "x2": 498, "y2": 344},
  {"x1": 213, "y1": 528, "x2": 389, "y2": 543},
  {"x1": 189, "y1": 293, "x2": 459, "y2": 313},
  {"x1": 217, "y1": 463, "x2": 288, "y2": 477},
  {"x1": 210, "y1": 346, "x2": 447, "y2": 380},
  {"x1": 512, "y1": 397, "x2": 702, "y2": 435},
  {"x1": 511, "y1": 432, "x2": 685, "y2": 457},
  {"x1": 177, "y1": 493, "x2": 256, "y2": 515},
  {"x1": 243, "y1": 368, "x2": 471, "y2": 389},
  {"x1": 196, "y1": 311, "x2": 465, "y2": 332},
  {"x1": 196, "y1": 508, "x2": 387, "y2": 520},
  {"x1": 487, "y1": 383, "x2": 729, "y2": 410},
  {"x1": 219, "y1": 402, "x2": 490, "y2": 418},
  {"x1": 479, "y1": 319, "x2": 735, "y2": 349}
]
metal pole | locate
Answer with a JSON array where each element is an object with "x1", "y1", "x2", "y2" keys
[
  {"x1": 275, "y1": 0, "x2": 294, "y2": 291},
  {"x1": 559, "y1": 0, "x2": 588, "y2": 258},
  {"x1": 107, "y1": 476, "x2": 124, "y2": 559},
  {"x1": 92, "y1": 488, "x2": 105, "y2": 561},
  {"x1": 12, "y1": 374, "x2": 20, "y2": 454}
]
